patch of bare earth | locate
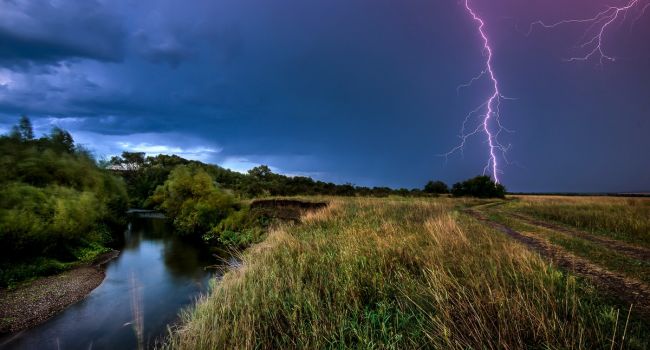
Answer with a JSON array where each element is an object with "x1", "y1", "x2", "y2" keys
[
  {"x1": 465, "y1": 209, "x2": 650, "y2": 319},
  {"x1": 0, "y1": 250, "x2": 119, "y2": 334}
]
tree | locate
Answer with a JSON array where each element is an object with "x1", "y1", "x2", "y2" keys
[
  {"x1": 451, "y1": 175, "x2": 506, "y2": 198},
  {"x1": 49, "y1": 127, "x2": 75, "y2": 153},
  {"x1": 424, "y1": 180, "x2": 449, "y2": 194},
  {"x1": 0, "y1": 121, "x2": 128, "y2": 284},
  {"x1": 248, "y1": 165, "x2": 273, "y2": 180},
  {"x1": 111, "y1": 152, "x2": 146, "y2": 171},
  {"x1": 14, "y1": 115, "x2": 34, "y2": 140},
  {"x1": 150, "y1": 165, "x2": 239, "y2": 235}
]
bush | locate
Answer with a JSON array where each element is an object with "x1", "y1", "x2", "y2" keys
[
  {"x1": 451, "y1": 175, "x2": 506, "y2": 198},
  {"x1": 150, "y1": 165, "x2": 241, "y2": 236},
  {"x1": 208, "y1": 206, "x2": 268, "y2": 247}
]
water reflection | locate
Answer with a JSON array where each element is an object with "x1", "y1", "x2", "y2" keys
[{"x1": 0, "y1": 218, "x2": 223, "y2": 350}]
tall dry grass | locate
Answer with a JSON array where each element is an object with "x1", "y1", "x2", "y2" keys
[
  {"x1": 509, "y1": 196, "x2": 650, "y2": 246},
  {"x1": 165, "y1": 197, "x2": 648, "y2": 349}
]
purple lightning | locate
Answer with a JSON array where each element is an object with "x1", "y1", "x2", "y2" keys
[
  {"x1": 528, "y1": 0, "x2": 650, "y2": 65},
  {"x1": 444, "y1": 0, "x2": 509, "y2": 184}
]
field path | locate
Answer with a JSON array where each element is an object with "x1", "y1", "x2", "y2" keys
[
  {"x1": 506, "y1": 212, "x2": 650, "y2": 262},
  {"x1": 465, "y1": 209, "x2": 650, "y2": 319}
]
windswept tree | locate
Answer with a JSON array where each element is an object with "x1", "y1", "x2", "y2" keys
[
  {"x1": 10, "y1": 115, "x2": 34, "y2": 141},
  {"x1": 49, "y1": 127, "x2": 75, "y2": 153},
  {"x1": 18, "y1": 115, "x2": 34, "y2": 140}
]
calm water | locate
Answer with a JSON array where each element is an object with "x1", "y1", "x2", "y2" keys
[{"x1": 1, "y1": 218, "x2": 226, "y2": 350}]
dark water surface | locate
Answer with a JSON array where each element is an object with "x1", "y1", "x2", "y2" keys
[{"x1": 1, "y1": 218, "x2": 225, "y2": 350}]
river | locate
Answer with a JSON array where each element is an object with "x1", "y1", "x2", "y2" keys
[{"x1": 1, "y1": 217, "x2": 228, "y2": 350}]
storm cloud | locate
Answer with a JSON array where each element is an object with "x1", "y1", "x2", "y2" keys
[{"x1": 0, "y1": 0, "x2": 648, "y2": 192}]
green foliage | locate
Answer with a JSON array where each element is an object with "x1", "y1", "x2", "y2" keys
[
  {"x1": 208, "y1": 206, "x2": 267, "y2": 247},
  {"x1": 17, "y1": 115, "x2": 34, "y2": 140},
  {"x1": 150, "y1": 165, "x2": 272, "y2": 247},
  {"x1": 424, "y1": 180, "x2": 449, "y2": 194},
  {"x1": 216, "y1": 229, "x2": 256, "y2": 247},
  {"x1": 150, "y1": 165, "x2": 240, "y2": 236},
  {"x1": 0, "y1": 116, "x2": 128, "y2": 286},
  {"x1": 108, "y1": 152, "x2": 229, "y2": 207},
  {"x1": 451, "y1": 175, "x2": 506, "y2": 198},
  {"x1": 0, "y1": 242, "x2": 110, "y2": 289}
]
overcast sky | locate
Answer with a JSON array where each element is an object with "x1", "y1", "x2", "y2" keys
[{"x1": 1, "y1": 0, "x2": 648, "y2": 192}]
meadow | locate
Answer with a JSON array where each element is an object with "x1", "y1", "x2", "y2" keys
[
  {"x1": 505, "y1": 196, "x2": 650, "y2": 247},
  {"x1": 165, "y1": 196, "x2": 650, "y2": 349}
]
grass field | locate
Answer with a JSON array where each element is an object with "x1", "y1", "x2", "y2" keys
[
  {"x1": 165, "y1": 196, "x2": 650, "y2": 349},
  {"x1": 505, "y1": 196, "x2": 650, "y2": 247}
]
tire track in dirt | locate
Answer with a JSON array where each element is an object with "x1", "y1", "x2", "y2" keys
[
  {"x1": 506, "y1": 212, "x2": 650, "y2": 262},
  {"x1": 465, "y1": 209, "x2": 650, "y2": 319}
]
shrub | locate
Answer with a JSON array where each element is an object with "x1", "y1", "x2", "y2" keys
[{"x1": 150, "y1": 165, "x2": 241, "y2": 236}]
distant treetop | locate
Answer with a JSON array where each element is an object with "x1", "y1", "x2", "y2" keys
[
  {"x1": 424, "y1": 180, "x2": 449, "y2": 194},
  {"x1": 451, "y1": 175, "x2": 506, "y2": 198}
]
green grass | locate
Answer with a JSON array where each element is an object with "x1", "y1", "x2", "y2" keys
[
  {"x1": 507, "y1": 196, "x2": 650, "y2": 247},
  {"x1": 486, "y1": 209, "x2": 650, "y2": 285},
  {"x1": 165, "y1": 197, "x2": 650, "y2": 349}
]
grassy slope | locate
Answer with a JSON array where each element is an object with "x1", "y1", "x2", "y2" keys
[{"x1": 166, "y1": 197, "x2": 649, "y2": 349}]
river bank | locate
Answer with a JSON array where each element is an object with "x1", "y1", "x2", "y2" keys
[
  {"x1": 164, "y1": 197, "x2": 650, "y2": 349},
  {"x1": 0, "y1": 250, "x2": 119, "y2": 335}
]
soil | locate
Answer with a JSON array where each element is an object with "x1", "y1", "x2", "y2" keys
[
  {"x1": 465, "y1": 209, "x2": 650, "y2": 319},
  {"x1": 0, "y1": 250, "x2": 120, "y2": 335}
]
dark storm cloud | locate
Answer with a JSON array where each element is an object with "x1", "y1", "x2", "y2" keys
[
  {"x1": 0, "y1": 0, "x2": 125, "y2": 68},
  {"x1": 0, "y1": 0, "x2": 648, "y2": 191},
  {"x1": 135, "y1": 37, "x2": 192, "y2": 68}
]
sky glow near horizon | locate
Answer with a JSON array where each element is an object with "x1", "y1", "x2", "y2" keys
[{"x1": 0, "y1": 0, "x2": 648, "y2": 192}]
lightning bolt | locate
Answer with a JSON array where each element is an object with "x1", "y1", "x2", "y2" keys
[
  {"x1": 444, "y1": 0, "x2": 510, "y2": 184},
  {"x1": 528, "y1": 0, "x2": 649, "y2": 65}
]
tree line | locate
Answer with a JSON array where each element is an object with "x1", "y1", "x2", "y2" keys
[
  {"x1": 109, "y1": 152, "x2": 505, "y2": 206},
  {"x1": 108, "y1": 153, "x2": 444, "y2": 208}
]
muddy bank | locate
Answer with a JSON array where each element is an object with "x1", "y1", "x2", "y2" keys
[{"x1": 0, "y1": 250, "x2": 119, "y2": 335}]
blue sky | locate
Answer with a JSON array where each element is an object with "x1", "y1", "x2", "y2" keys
[{"x1": 1, "y1": 0, "x2": 648, "y2": 192}]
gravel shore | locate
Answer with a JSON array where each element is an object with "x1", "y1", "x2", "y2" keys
[{"x1": 0, "y1": 250, "x2": 120, "y2": 334}]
